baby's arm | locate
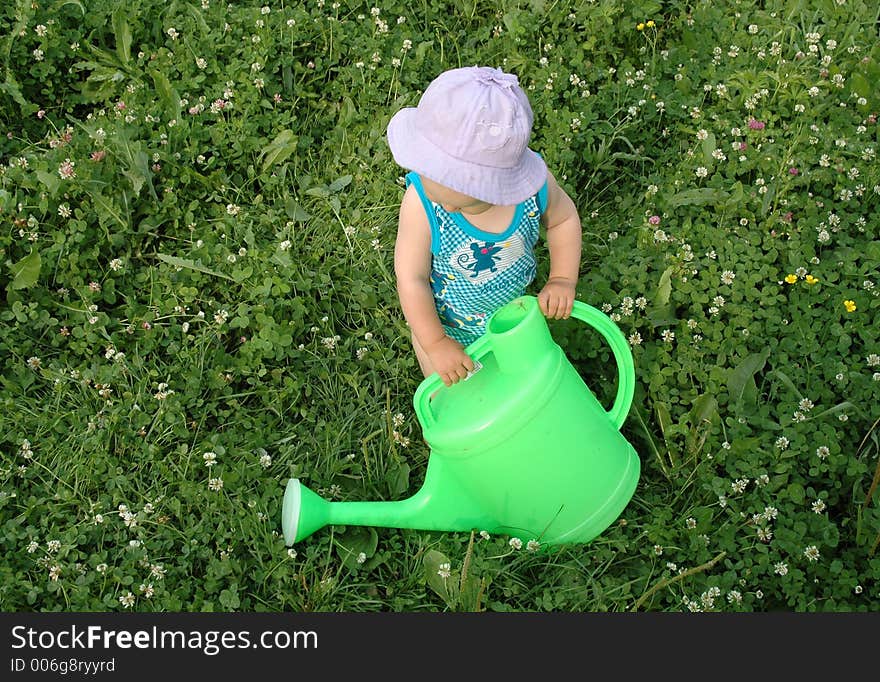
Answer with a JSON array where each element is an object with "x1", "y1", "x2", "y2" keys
[
  {"x1": 538, "y1": 171, "x2": 583, "y2": 319},
  {"x1": 394, "y1": 185, "x2": 476, "y2": 386}
]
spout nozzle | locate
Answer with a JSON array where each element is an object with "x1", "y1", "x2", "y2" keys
[{"x1": 282, "y1": 478, "x2": 331, "y2": 545}]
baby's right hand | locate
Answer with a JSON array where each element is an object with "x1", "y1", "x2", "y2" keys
[{"x1": 425, "y1": 336, "x2": 475, "y2": 387}]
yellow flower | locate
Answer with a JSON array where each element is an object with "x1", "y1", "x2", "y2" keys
[
  {"x1": 784, "y1": 274, "x2": 797, "y2": 284},
  {"x1": 805, "y1": 275, "x2": 819, "y2": 285},
  {"x1": 844, "y1": 300, "x2": 856, "y2": 313},
  {"x1": 647, "y1": 20, "x2": 656, "y2": 28},
  {"x1": 637, "y1": 23, "x2": 645, "y2": 31}
]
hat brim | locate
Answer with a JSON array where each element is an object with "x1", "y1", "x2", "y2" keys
[{"x1": 387, "y1": 107, "x2": 548, "y2": 206}]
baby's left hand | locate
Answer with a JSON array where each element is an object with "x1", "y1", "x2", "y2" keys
[{"x1": 538, "y1": 277, "x2": 576, "y2": 319}]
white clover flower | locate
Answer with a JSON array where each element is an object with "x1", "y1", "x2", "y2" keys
[
  {"x1": 774, "y1": 561, "x2": 788, "y2": 576},
  {"x1": 509, "y1": 537, "x2": 523, "y2": 550},
  {"x1": 437, "y1": 562, "x2": 451, "y2": 579},
  {"x1": 803, "y1": 545, "x2": 820, "y2": 562},
  {"x1": 731, "y1": 478, "x2": 749, "y2": 494},
  {"x1": 154, "y1": 383, "x2": 174, "y2": 401}
]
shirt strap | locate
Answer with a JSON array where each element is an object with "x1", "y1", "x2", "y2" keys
[
  {"x1": 536, "y1": 180, "x2": 548, "y2": 215},
  {"x1": 405, "y1": 172, "x2": 441, "y2": 255},
  {"x1": 534, "y1": 152, "x2": 548, "y2": 214}
]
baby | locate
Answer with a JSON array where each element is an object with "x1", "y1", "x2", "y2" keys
[{"x1": 387, "y1": 66, "x2": 583, "y2": 386}]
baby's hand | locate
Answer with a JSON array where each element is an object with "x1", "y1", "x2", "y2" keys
[
  {"x1": 538, "y1": 277, "x2": 577, "y2": 319},
  {"x1": 425, "y1": 336, "x2": 475, "y2": 387}
]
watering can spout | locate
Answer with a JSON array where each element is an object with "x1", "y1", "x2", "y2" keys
[{"x1": 282, "y1": 457, "x2": 491, "y2": 545}]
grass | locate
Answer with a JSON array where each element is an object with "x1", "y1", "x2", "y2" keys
[{"x1": 0, "y1": 0, "x2": 878, "y2": 612}]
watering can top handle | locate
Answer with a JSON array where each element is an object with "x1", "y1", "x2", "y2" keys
[
  {"x1": 569, "y1": 300, "x2": 635, "y2": 429},
  {"x1": 413, "y1": 301, "x2": 635, "y2": 430}
]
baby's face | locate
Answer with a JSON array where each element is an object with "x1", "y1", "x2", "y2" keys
[{"x1": 418, "y1": 175, "x2": 494, "y2": 215}]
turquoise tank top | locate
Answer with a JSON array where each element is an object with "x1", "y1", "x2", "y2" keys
[{"x1": 406, "y1": 172, "x2": 548, "y2": 346}]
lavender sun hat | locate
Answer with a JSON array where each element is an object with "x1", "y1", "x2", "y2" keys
[{"x1": 386, "y1": 66, "x2": 548, "y2": 206}]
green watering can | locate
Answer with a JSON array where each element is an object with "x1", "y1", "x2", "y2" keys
[{"x1": 282, "y1": 295, "x2": 640, "y2": 547}]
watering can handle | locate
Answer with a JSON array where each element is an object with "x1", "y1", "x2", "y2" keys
[{"x1": 569, "y1": 300, "x2": 635, "y2": 430}]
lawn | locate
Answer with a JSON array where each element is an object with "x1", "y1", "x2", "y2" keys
[{"x1": 1, "y1": 0, "x2": 878, "y2": 612}]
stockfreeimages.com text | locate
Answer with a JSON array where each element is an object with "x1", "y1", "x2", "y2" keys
[{"x1": 11, "y1": 625, "x2": 317, "y2": 656}]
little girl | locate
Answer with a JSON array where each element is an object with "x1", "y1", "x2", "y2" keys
[{"x1": 387, "y1": 66, "x2": 583, "y2": 387}]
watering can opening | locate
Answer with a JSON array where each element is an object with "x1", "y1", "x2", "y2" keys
[{"x1": 486, "y1": 295, "x2": 532, "y2": 335}]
